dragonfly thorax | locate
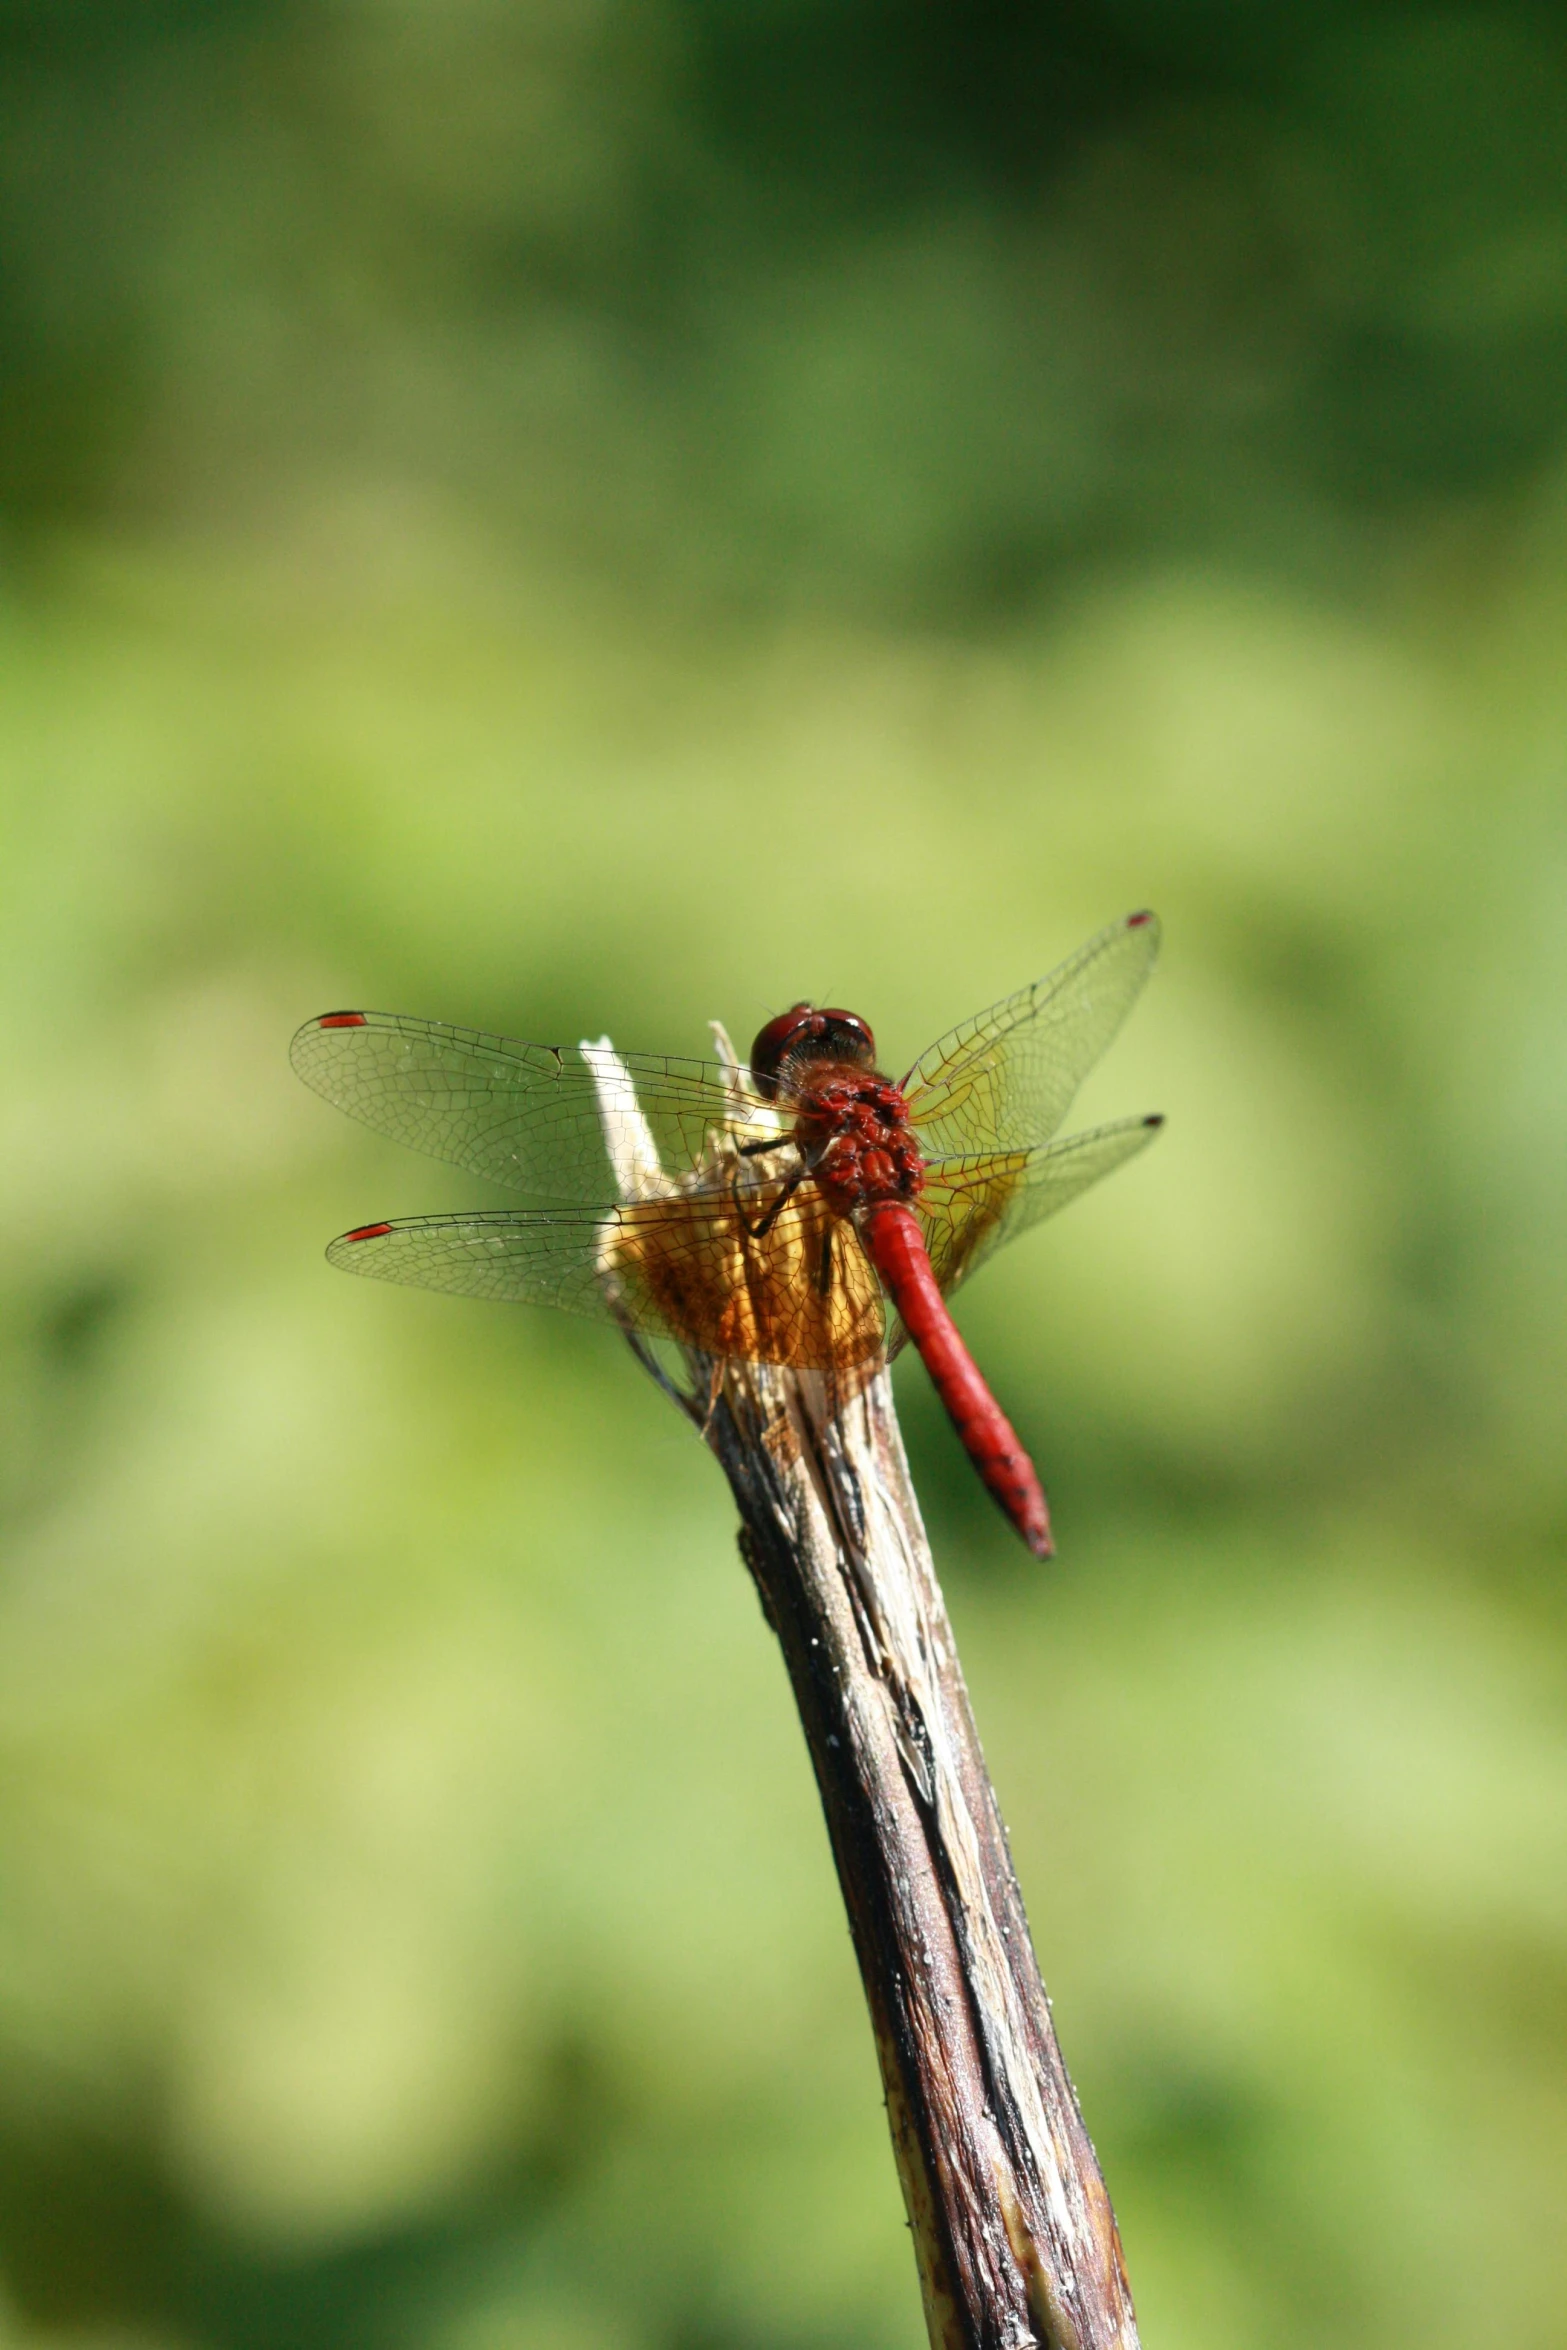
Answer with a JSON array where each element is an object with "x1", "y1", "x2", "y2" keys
[{"x1": 792, "y1": 1071, "x2": 925, "y2": 1221}]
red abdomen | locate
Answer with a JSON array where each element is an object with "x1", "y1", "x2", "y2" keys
[{"x1": 863, "y1": 1203, "x2": 1053, "y2": 1559}]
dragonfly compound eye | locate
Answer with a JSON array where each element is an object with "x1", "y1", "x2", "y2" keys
[{"x1": 748, "y1": 1005, "x2": 877, "y2": 1099}]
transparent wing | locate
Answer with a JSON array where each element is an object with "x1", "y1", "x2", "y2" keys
[
  {"x1": 916, "y1": 1115, "x2": 1163, "y2": 1302},
  {"x1": 325, "y1": 1183, "x2": 888, "y2": 1372},
  {"x1": 292, "y1": 1012, "x2": 782, "y2": 1203},
  {"x1": 902, "y1": 912, "x2": 1160, "y2": 1158}
]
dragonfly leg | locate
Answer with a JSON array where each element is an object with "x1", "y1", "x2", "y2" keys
[
  {"x1": 605, "y1": 1295, "x2": 706, "y2": 1429},
  {"x1": 734, "y1": 1160, "x2": 805, "y2": 1242},
  {"x1": 817, "y1": 1224, "x2": 835, "y2": 1299}
]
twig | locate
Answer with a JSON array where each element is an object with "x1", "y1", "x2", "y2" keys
[{"x1": 699, "y1": 1355, "x2": 1140, "y2": 2350}]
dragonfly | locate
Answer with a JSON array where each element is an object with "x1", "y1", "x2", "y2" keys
[{"x1": 291, "y1": 912, "x2": 1162, "y2": 1557}]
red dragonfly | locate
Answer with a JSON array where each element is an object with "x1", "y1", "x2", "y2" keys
[{"x1": 292, "y1": 912, "x2": 1161, "y2": 1557}]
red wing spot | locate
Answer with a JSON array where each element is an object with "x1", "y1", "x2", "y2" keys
[
  {"x1": 319, "y1": 1011, "x2": 368, "y2": 1028},
  {"x1": 345, "y1": 1222, "x2": 393, "y2": 1243},
  {"x1": 1143, "y1": 1113, "x2": 1165, "y2": 1129},
  {"x1": 1126, "y1": 910, "x2": 1154, "y2": 929}
]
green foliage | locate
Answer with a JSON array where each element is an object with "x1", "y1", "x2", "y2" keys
[{"x1": 1, "y1": 8, "x2": 1565, "y2": 2349}]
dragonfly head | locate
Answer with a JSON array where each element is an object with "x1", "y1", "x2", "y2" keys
[{"x1": 748, "y1": 1003, "x2": 877, "y2": 1101}]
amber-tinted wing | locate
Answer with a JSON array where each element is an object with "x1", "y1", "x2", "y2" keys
[
  {"x1": 915, "y1": 1114, "x2": 1163, "y2": 1303},
  {"x1": 291, "y1": 1012, "x2": 780, "y2": 1204},
  {"x1": 324, "y1": 1183, "x2": 887, "y2": 1372},
  {"x1": 901, "y1": 912, "x2": 1160, "y2": 1159}
]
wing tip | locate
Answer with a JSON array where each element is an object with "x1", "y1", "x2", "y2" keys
[
  {"x1": 326, "y1": 1222, "x2": 395, "y2": 1271},
  {"x1": 290, "y1": 1009, "x2": 370, "y2": 1073},
  {"x1": 1143, "y1": 1112, "x2": 1165, "y2": 1130}
]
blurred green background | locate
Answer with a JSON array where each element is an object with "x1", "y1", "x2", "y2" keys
[{"x1": 2, "y1": 3, "x2": 1566, "y2": 2346}]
